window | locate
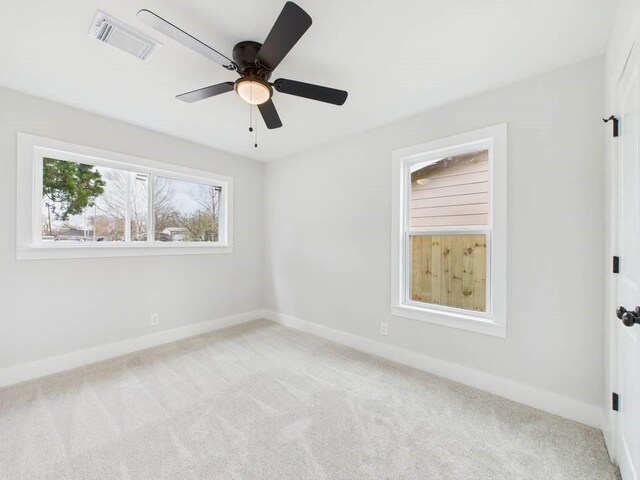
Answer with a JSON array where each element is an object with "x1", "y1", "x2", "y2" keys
[
  {"x1": 391, "y1": 125, "x2": 507, "y2": 337},
  {"x1": 18, "y1": 134, "x2": 233, "y2": 259}
]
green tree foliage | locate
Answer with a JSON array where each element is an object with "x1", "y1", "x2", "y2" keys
[{"x1": 42, "y1": 158, "x2": 105, "y2": 234}]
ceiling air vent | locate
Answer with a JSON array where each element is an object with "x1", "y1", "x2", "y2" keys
[{"x1": 90, "y1": 10, "x2": 160, "y2": 61}]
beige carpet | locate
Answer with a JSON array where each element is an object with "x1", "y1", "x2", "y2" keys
[{"x1": 0, "y1": 320, "x2": 619, "y2": 480}]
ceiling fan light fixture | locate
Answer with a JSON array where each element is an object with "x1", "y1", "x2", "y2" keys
[{"x1": 235, "y1": 78, "x2": 272, "y2": 105}]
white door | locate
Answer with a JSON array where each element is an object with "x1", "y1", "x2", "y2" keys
[{"x1": 616, "y1": 41, "x2": 640, "y2": 480}]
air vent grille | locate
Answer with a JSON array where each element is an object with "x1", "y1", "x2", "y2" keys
[{"x1": 90, "y1": 10, "x2": 159, "y2": 61}]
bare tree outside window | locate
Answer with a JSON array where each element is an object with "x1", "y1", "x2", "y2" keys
[
  {"x1": 153, "y1": 176, "x2": 176, "y2": 237},
  {"x1": 154, "y1": 177, "x2": 220, "y2": 242},
  {"x1": 93, "y1": 168, "x2": 128, "y2": 241}
]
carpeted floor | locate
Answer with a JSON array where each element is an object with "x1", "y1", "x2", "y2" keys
[{"x1": 0, "y1": 320, "x2": 620, "y2": 480}]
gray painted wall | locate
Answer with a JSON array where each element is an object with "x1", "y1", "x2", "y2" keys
[
  {"x1": 0, "y1": 87, "x2": 264, "y2": 368},
  {"x1": 265, "y1": 57, "x2": 605, "y2": 408}
]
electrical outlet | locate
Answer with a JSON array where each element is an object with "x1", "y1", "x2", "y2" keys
[
  {"x1": 150, "y1": 313, "x2": 160, "y2": 326},
  {"x1": 380, "y1": 322, "x2": 389, "y2": 335}
]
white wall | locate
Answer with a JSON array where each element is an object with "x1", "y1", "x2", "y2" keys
[
  {"x1": 265, "y1": 58, "x2": 605, "y2": 411},
  {"x1": 0, "y1": 87, "x2": 264, "y2": 369}
]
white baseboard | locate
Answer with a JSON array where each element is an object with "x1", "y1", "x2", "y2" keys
[
  {"x1": 0, "y1": 309, "x2": 264, "y2": 388},
  {"x1": 1, "y1": 308, "x2": 605, "y2": 431},
  {"x1": 264, "y1": 310, "x2": 604, "y2": 429}
]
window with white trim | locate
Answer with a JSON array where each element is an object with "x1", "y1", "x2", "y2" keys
[
  {"x1": 391, "y1": 125, "x2": 507, "y2": 337},
  {"x1": 17, "y1": 134, "x2": 233, "y2": 259}
]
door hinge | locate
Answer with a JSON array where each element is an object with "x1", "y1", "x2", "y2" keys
[
  {"x1": 612, "y1": 392, "x2": 619, "y2": 412},
  {"x1": 613, "y1": 256, "x2": 620, "y2": 274},
  {"x1": 603, "y1": 115, "x2": 619, "y2": 137}
]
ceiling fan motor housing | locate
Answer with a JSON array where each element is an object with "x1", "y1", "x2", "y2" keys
[{"x1": 233, "y1": 41, "x2": 272, "y2": 79}]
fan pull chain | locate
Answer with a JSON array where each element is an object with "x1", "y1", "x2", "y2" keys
[
  {"x1": 254, "y1": 109, "x2": 258, "y2": 148},
  {"x1": 248, "y1": 105, "x2": 258, "y2": 148}
]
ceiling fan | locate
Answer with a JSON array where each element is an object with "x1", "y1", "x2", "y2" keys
[{"x1": 137, "y1": 2, "x2": 348, "y2": 130}]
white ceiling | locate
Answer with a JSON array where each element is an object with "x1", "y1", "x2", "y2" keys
[{"x1": 0, "y1": 0, "x2": 617, "y2": 161}]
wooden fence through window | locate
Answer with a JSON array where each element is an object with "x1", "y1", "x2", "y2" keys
[{"x1": 411, "y1": 234, "x2": 487, "y2": 312}]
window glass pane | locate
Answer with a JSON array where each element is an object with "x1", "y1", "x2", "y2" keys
[
  {"x1": 91, "y1": 166, "x2": 127, "y2": 242},
  {"x1": 92, "y1": 168, "x2": 149, "y2": 242},
  {"x1": 153, "y1": 176, "x2": 220, "y2": 243},
  {"x1": 410, "y1": 234, "x2": 487, "y2": 312},
  {"x1": 41, "y1": 158, "x2": 147, "y2": 243},
  {"x1": 410, "y1": 150, "x2": 489, "y2": 228}
]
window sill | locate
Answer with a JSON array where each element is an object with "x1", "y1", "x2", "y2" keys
[
  {"x1": 390, "y1": 304, "x2": 506, "y2": 338},
  {"x1": 17, "y1": 243, "x2": 233, "y2": 260}
]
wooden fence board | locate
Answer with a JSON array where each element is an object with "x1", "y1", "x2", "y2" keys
[
  {"x1": 431, "y1": 237, "x2": 442, "y2": 306},
  {"x1": 411, "y1": 234, "x2": 486, "y2": 312},
  {"x1": 472, "y1": 236, "x2": 487, "y2": 312},
  {"x1": 450, "y1": 235, "x2": 463, "y2": 307}
]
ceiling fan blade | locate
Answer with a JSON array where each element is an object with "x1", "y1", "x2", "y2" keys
[
  {"x1": 256, "y1": 2, "x2": 312, "y2": 71},
  {"x1": 274, "y1": 78, "x2": 348, "y2": 105},
  {"x1": 176, "y1": 82, "x2": 235, "y2": 103},
  {"x1": 258, "y1": 99, "x2": 283, "y2": 129},
  {"x1": 137, "y1": 9, "x2": 236, "y2": 70}
]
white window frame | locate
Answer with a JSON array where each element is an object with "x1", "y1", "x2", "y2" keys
[
  {"x1": 390, "y1": 124, "x2": 507, "y2": 337},
  {"x1": 17, "y1": 133, "x2": 234, "y2": 260}
]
